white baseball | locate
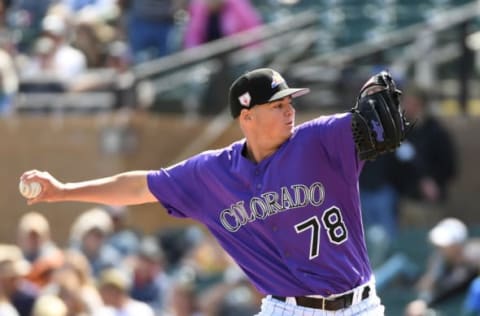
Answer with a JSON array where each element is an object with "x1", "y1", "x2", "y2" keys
[{"x1": 19, "y1": 180, "x2": 42, "y2": 199}]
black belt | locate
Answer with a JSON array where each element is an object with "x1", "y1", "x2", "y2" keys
[{"x1": 272, "y1": 286, "x2": 370, "y2": 311}]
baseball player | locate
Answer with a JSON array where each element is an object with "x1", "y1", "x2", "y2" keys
[{"x1": 20, "y1": 68, "x2": 408, "y2": 315}]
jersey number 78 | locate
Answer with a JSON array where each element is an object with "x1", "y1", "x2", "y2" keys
[{"x1": 294, "y1": 206, "x2": 348, "y2": 260}]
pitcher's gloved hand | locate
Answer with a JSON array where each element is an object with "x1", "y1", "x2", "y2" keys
[{"x1": 351, "y1": 71, "x2": 410, "y2": 161}]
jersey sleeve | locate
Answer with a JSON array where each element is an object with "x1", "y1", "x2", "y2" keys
[
  {"x1": 147, "y1": 156, "x2": 205, "y2": 220},
  {"x1": 303, "y1": 112, "x2": 364, "y2": 184}
]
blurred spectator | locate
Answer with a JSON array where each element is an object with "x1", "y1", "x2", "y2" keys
[
  {"x1": 103, "y1": 41, "x2": 136, "y2": 108},
  {"x1": 360, "y1": 158, "x2": 420, "y2": 294},
  {"x1": 156, "y1": 226, "x2": 205, "y2": 273},
  {"x1": 164, "y1": 234, "x2": 255, "y2": 315},
  {"x1": 199, "y1": 263, "x2": 261, "y2": 316},
  {"x1": 183, "y1": 0, "x2": 262, "y2": 49},
  {"x1": 119, "y1": 0, "x2": 186, "y2": 63},
  {"x1": 69, "y1": 207, "x2": 122, "y2": 278},
  {"x1": 62, "y1": 0, "x2": 118, "y2": 20},
  {"x1": 0, "y1": 245, "x2": 21, "y2": 316},
  {"x1": 411, "y1": 218, "x2": 480, "y2": 307},
  {"x1": 360, "y1": 154, "x2": 399, "y2": 237},
  {"x1": 462, "y1": 275, "x2": 480, "y2": 315},
  {"x1": 0, "y1": 48, "x2": 18, "y2": 115},
  {"x1": 0, "y1": 0, "x2": 18, "y2": 56},
  {"x1": 359, "y1": 153, "x2": 399, "y2": 268},
  {"x1": 16, "y1": 212, "x2": 60, "y2": 261},
  {"x1": 210, "y1": 284, "x2": 260, "y2": 316},
  {"x1": 404, "y1": 299, "x2": 437, "y2": 316},
  {"x1": 128, "y1": 236, "x2": 169, "y2": 314},
  {"x1": 0, "y1": 244, "x2": 38, "y2": 316},
  {"x1": 162, "y1": 270, "x2": 199, "y2": 316},
  {"x1": 40, "y1": 13, "x2": 87, "y2": 78},
  {"x1": 0, "y1": 298, "x2": 18, "y2": 316},
  {"x1": 42, "y1": 250, "x2": 103, "y2": 314},
  {"x1": 463, "y1": 275, "x2": 480, "y2": 316},
  {"x1": 71, "y1": 10, "x2": 110, "y2": 68},
  {"x1": 18, "y1": 35, "x2": 66, "y2": 92},
  {"x1": 7, "y1": 0, "x2": 58, "y2": 52},
  {"x1": 62, "y1": 250, "x2": 103, "y2": 311},
  {"x1": 25, "y1": 250, "x2": 64, "y2": 289},
  {"x1": 32, "y1": 295, "x2": 68, "y2": 316},
  {"x1": 103, "y1": 206, "x2": 140, "y2": 258},
  {"x1": 373, "y1": 251, "x2": 419, "y2": 293},
  {"x1": 20, "y1": 13, "x2": 87, "y2": 87},
  {"x1": 16, "y1": 212, "x2": 63, "y2": 288},
  {"x1": 103, "y1": 40, "x2": 131, "y2": 72},
  {"x1": 392, "y1": 85, "x2": 457, "y2": 205},
  {"x1": 93, "y1": 268, "x2": 155, "y2": 316},
  {"x1": 183, "y1": 234, "x2": 232, "y2": 292},
  {"x1": 69, "y1": 40, "x2": 136, "y2": 109},
  {"x1": 0, "y1": 0, "x2": 10, "y2": 21},
  {"x1": 45, "y1": 266, "x2": 90, "y2": 316}
]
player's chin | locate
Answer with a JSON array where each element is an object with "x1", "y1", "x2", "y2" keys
[{"x1": 279, "y1": 129, "x2": 293, "y2": 141}]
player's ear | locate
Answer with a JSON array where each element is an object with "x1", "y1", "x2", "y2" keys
[{"x1": 240, "y1": 109, "x2": 252, "y2": 121}]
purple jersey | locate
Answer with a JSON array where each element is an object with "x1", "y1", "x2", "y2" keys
[{"x1": 147, "y1": 112, "x2": 371, "y2": 296}]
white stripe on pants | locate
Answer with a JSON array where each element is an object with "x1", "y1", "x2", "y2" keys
[{"x1": 255, "y1": 289, "x2": 384, "y2": 316}]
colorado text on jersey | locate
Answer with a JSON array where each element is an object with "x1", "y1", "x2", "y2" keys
[{"x1": 219, "y1": 182, "x2": 325, "y2": 232}]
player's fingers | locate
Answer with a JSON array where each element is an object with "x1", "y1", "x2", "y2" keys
[
  {"x1": 23, "y1": 171, "x2": 52, "y2": 184},
  {"x1": 20, "y1": 169, "x2": 39, "y2": 180},
  {"x1": 21, "y1": 170, "x2": 46, "y2": 181}
]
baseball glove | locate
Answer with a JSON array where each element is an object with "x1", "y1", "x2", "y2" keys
[{"x1": 351, "y1": 71, "x2": 410, "y2": 161}]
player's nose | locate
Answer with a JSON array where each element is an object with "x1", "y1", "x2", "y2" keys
[{"x1": 285, "y1": 102, "x2": 295, "y2": 117}]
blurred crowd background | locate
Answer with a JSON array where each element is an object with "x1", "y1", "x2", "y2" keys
[{"x1": 2, "y1": 0, "x2": 480, "y2": 315}]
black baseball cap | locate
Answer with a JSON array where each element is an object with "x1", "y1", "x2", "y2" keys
[{"x1": 229, "y1": 68, "x2": 310, "y2": 118}]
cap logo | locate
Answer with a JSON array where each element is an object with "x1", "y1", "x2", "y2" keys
[
  {"x1": 238, "y1": 92, "x2": 251, "y2": 107},
  {"x1": 271, "y1": 71, "x2": 285, "y2": 88}
]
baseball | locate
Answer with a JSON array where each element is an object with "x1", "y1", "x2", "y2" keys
[{"x1": 19, "y1": 180, "x2": 42, "y2": 199}]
